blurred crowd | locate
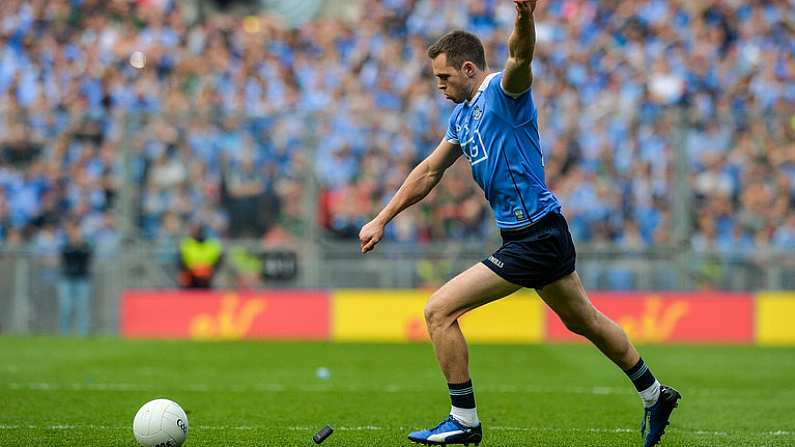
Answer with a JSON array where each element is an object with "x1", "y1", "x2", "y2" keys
[{"x1": 0, "y1": 0, "x2": 794, "y2": 264}]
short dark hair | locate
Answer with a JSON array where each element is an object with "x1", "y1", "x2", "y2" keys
[{"x1": 427, "y1": 30, "x2": 486, "y2": 70}]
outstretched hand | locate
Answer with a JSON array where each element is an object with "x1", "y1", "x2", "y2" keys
[
  {"x1": 359, "y1": 218, "x2": 385, "y2": 254},
  {"x1": 514, "y1": 0, "x2": 538, "y2": 14}
]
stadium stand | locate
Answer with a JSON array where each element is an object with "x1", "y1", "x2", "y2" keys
[{"x1": 0, "y1": 0, "x2": 793, "y2": 258}]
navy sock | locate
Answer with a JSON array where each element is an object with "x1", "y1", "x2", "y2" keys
[
  {"x1": 448, "y1": 380, "x2": 476, "y2": 409},
  {"x1": 625, "y1": 358, "x2": 657, "y2": 392}
]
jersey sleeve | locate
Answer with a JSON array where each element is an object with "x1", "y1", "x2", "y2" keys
[
  {"x1": 445, "y1": 108, "x2": 461, "y2": 145},
  {"x1": 487, "y1": 72, "x2": 536, "y2": 127},
  {"x1": 491, "y1": 72, "x2": 531, "y2": 99}
]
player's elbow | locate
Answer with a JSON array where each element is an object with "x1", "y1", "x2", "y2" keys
[
  {"x1": 423, "y1": 159, "x2": 446, "y2": 184},
  {"x1": 417, "y1": 171, "x2": 442, "y2": 196},
  {"x1": 506, "y1": 55, "x2": 533, "y2": 69},
  {"x1": 426, "y1": 168, "x2": 443, "y2": 185},
  {"x1": 408, "y1": 163, "x2": 441, "y2": 198}
]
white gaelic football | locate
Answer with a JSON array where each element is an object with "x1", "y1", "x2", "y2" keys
[{"x1": 133, "y1": 399, "x2": 189, "y2": 447}]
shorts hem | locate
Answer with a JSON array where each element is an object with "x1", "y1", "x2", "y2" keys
[
  {"x1": 480, "y1": 260, "x2": 526, "y2": 288},
  {"x1": 480, "y1": 260, "x2": 576, "y2": 290}
]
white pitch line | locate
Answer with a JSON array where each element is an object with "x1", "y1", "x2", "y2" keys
[
  {"x1": 0, "y1": 424, "x2": 790, "y2": 438},
  {"x1": 0, "y1": 382, "x2": 669, "y2": 397},
  {"x1": 6, "y1": 382, "x2": 636, "y2": 395},
  {"x1": 6, "y1": 381, "x2": 783, "y2": 398},
  {"x1": 772, "y1": 431, "x2": 795, "y2": 436}
]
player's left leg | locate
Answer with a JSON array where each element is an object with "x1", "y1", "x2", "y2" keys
[
  {"x1": 408, "y1": 263, "x2": 521, "y2": 446},
  {"x1": 537, "y1": 271, "x2": 639, "y2": 368},
  {"x1": 536, "y1": 271, "x2": 681, "y2": 447}
]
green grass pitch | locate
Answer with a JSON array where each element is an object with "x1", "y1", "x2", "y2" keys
[{"x1": 1, "y1": 337, "x2": 793, "y2": 446}]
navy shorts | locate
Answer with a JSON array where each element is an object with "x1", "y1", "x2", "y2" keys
[{"x1": 482, "y1": 211, "x2": 576, "y2": 289}]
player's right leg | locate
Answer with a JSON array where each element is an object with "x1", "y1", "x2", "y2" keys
[
  {"x1": 408, "y1": 263, "x2": 521, "y2": 446},
  {"x1": 536, "y1": 272, "x2": 681, "y2": 447},
  {"x1": 424, "y1": 263, "x2": 521, "y2": 383}
]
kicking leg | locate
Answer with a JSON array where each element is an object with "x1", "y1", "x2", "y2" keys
[
  {"x1": 537, "y1": 271, "x2": 681, "y2": 447},
  {"x1": 536, "y1": 271, "x2": 638, "y2": 369}
]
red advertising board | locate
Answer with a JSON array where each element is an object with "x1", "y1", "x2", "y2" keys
[
  {"x1": 545, "y1": 292, "x2": 754, "y2": 343},
  {"x1": 121, "y1": 290, "x2": 330, "y2": 340}
]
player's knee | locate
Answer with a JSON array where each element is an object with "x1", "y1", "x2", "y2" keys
[
  {"x1": 423, "y1": 301, "x2": 441, "y2": 331},
  {"x1": 424, "y1": 294, "x2": 452, "y2": 333}
]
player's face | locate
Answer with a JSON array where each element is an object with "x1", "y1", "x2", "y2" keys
[{"x1": 431, "y1": 54, "x2": 471, "y2": 104}]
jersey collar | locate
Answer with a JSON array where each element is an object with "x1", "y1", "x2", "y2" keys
[{"x1": 466, "y1": 72, "x2": 499, "y2": 106}]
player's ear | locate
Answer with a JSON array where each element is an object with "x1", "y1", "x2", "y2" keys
[{"x1": 462, "y1": 61, "x2": 476, "y2": 78}]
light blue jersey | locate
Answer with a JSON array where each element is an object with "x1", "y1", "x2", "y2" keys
[{"x1": 445, "y1": 72, "x2": 561, "y2": 230}]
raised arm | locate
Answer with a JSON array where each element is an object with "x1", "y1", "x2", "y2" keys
[
  {"x1": 359, "y1": 138, "x2": 461, "y2": 254},
  {"x1": 501, "y1": 1, "x2": 538, "y2": 96}
]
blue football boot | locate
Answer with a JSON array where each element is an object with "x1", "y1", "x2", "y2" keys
[
  {"x1": 408, "y1": 415, "x2": 482, "y2": 446},
  {"x1": 641, "y1": 385, "x2": 682, "y2": 447}
]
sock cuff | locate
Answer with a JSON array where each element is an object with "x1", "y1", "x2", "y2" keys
[
  {"x1": 448, "y1": 380, "x2": 473, "y2": 391},
  {"x1": 625, "y1": 357, "x2": 657, "y2": 393},
  {"x1": 448, "y1": 380, "x2": 476, "y2": 409},
  {"x1": 625, "y1": 358, "x2": 647, "y2": 380}
]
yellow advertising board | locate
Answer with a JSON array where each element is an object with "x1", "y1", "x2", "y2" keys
[
  {"x1": 332, "y1": 289, "x2": 543, "y2": 343},
  {"x1": 756, "y1": 292, "x2": 795, "y2": 345}
]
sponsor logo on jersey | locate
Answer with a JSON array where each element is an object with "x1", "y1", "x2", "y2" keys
[{"x1": 460, "y1": 127, "x2": 489, "y2": 166}]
